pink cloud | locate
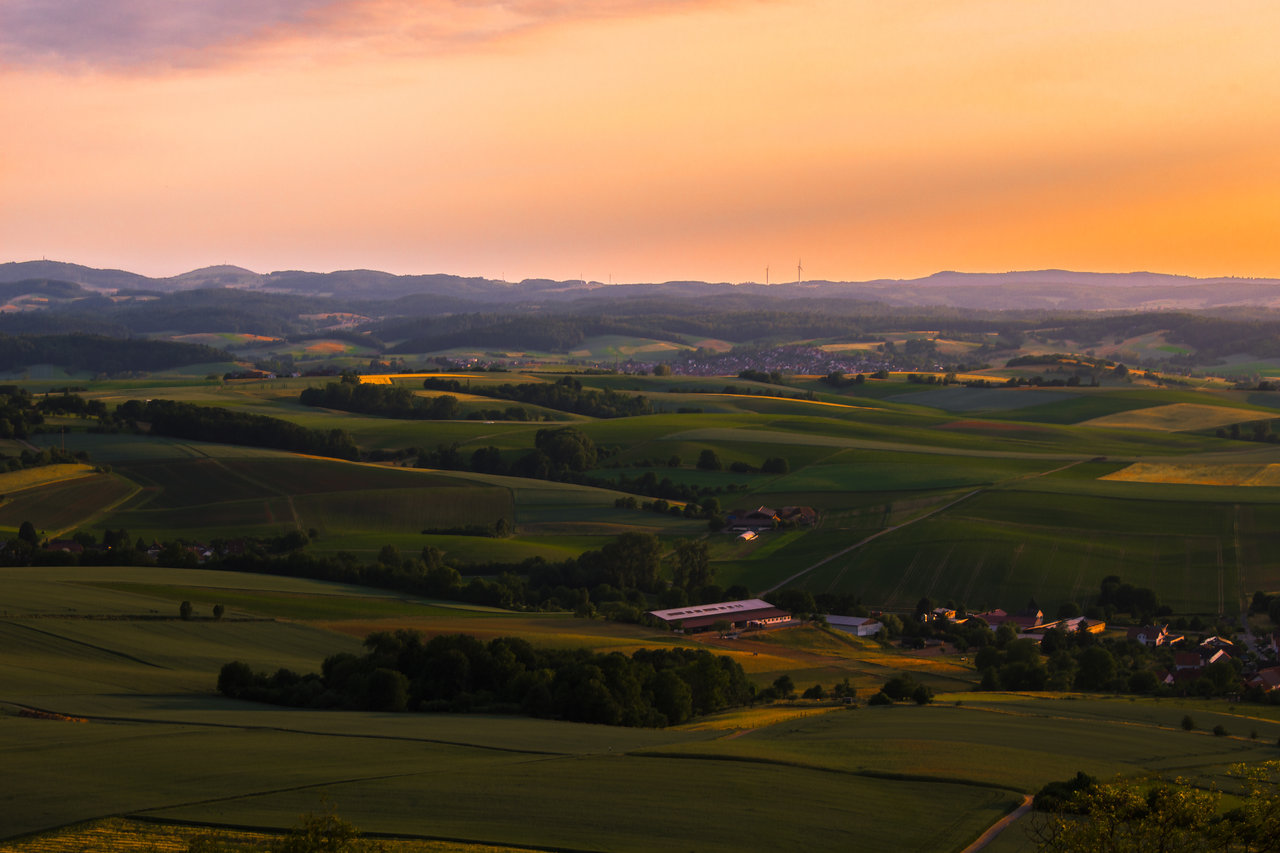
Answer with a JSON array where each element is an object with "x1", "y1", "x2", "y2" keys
[
  {"x1": 0, "y1": 0, "x2": 750, "y2": 71},
  {"x1": 0, "y1": 0, "x2": 341, "y2": 68}
]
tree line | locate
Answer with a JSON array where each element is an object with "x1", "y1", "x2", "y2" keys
[
  {"x1": 113, "y1": 399, "x2": 358, "y2": 460},
  {"x1": 218, "y1": 630, "x2": 755, "y2": 726},
  {"x1": 422, "y1": 375, "x2": 651, "y2": 419},
  {"x1": 299, "y1": 376, "x2": 473, "y2": 420}
]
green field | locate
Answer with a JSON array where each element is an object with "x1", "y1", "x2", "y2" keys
[
  {"x1": 11, "y1": 372, "x2": 1280, "y2": 849},
  {"x1": 5, "y1": 566, "x2": 1279, "y2": 852}
]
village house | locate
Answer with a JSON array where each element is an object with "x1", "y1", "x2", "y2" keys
[
  {"x1": 1127, "y1": 624, "x2": 1184, "y2": 647},
  {"x1": 1199, "y1": 636, "x2": 1235, "y2": 653},
  {"x1": 1174, "y1": 651, "x2": 1203, "y2": 671},
  {"x1": 1246, "y1": 666, "x2": 1280, "y2": 692},
  {"x1": 974, "y1": 608, "x2": 1044, "y2": 633}
]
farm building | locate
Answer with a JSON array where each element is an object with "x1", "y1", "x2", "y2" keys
[
  {"x1": 973, "y1": 608, "x2": 1045, "y2": 632},
  {"x1": 725, "y1": 507, "x2": 780, "y2": 531},
  {"x1": 724, "y1": 505, "x2": 817, "y2": 532},
  {"x1": 825, "y1": 615, "x2": 883, "y2": 637},
  {"x1": 647, "y1": 598, "x2": 792, "y2": 633}
]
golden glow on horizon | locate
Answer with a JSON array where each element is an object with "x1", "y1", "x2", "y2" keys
[{"x1": 3, "y1": 0, "x2": 1280, "y2": 282}]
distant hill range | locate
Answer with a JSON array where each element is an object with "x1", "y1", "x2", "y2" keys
[{"x1": 3, "y1": 260, "x2": 1280, "y2": 312}]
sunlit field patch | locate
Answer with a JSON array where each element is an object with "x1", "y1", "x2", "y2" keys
[
  {"x1": 0, "y1": 463, "x2": 95, "y2": 493},
  {"x1": 1101, "y1": 461, "x2": 1280, "y2": 486},
  {"x1": 1082, "y1": 402, "x2": 1259, "y2": 431}
]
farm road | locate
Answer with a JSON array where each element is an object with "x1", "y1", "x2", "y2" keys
[
  {"x1": 762, "y1": 459, "x2": 1084, "y2": 594},
  {"x1": 960, "y1": 795, "x2": 1033, "y2": 853}
]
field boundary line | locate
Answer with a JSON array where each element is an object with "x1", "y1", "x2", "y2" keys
[
  {"x1": 630, "y1": 750, "x2": 1027, "y2": 794},
  {"x1": 127, "y1": 815, "x2": 611, "y2": 853},
  {"x1": 0, "y1": 702, "x2": 571, "y2": 756},
  {"x1": 1, "y1": 621, "x2": 168, "y2": 669},
  {"x1": 763, "y1": 489, "x2": 982, "y2": 593}
]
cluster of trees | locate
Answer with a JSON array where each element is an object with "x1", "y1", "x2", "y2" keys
[
  {"x1": 0, "y1": 444, "x2": 87, "y2": 474},
  {"x1": 1216, "y1": 420, "x2": 1279, "y2": 443},
  {"x1": 415, "y1": 427, "x2": 614, "y2": 485},
  {"x1": 736, "y1": 368, "x2": 787, "y2": 384},
  {"x1": 113, "y1": 399, "x2": 358, "y2": 460},
  {"x1": 819, "y1": 371, "x2": 868, "y2": 388},
  {"x1": 33, "y1": 391, "x2": 107, "y2": 418},
  {"x1": 608, "y1": 470, "x2": 735, "y2": 507},
  {"x1": 867, "y1": 673, "x2": 934, "y2": 705},
  {"x1": 1006, "y1": 353, "x2": 1118, "y2": 371},
  {"x1": 218, "y1": 630, "x2": 755, "y2": 727},
  {"x1": 0, "y1": 385, "x2": 46, "y2": 439},
  {"x1": 422, "y1": 375, "x2": 651, "y2": 419},
  {"x1": 1250, "y1": 590, "x2": 1280, "y2": 627},
  {"x1": 690, "y1": 448, "x2": 788, "y2": 475},
  {"x1": 299, "y1": 378, "x2": 465, "y2": 420},
  {"x1": 1098, "y1": 576, "x2": 1162, "y2": 621},
  {"x1": 1029, "y1": 763, "x2": 1280, "y2": 853},
  {"x1": 874, "y1": 338, "x2": 944, "y2": 370}
]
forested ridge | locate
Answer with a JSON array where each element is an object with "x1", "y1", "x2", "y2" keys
[{"x1": 0, "y1": 334, "x2": 228, "y2": 374}]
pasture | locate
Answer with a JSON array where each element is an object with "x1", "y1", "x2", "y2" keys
[
  {"x1": 3, "y1": 566, "x2": 1280, "y2": 852},
  {"x1": 13, "y1": 372, "x2": 1280, "y2": 849}
]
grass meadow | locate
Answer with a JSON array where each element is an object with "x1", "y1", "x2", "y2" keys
[
  {"x1": 5, "y1": 567, "x2": 1280, "y2": 851},
  {"x1": 11, "y1": 375, "x2": 1280, "y2": 848}
]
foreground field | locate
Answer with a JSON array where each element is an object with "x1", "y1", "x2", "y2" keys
[{"x1": 4, "y1": 567, "x2": 1279, "y2": 852}]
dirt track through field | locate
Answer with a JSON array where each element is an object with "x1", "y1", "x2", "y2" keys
[{"x1": 960, "y1": 795, "x2": 1033, "y2": 852}]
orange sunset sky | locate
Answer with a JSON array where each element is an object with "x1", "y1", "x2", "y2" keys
[{"x1": 2, "y1": 0, "x2": 1279, "y2": 284}]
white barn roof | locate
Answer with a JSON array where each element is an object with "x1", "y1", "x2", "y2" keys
[{"x1": 648, "y1": 598, "x2": 779, "y2": 623}]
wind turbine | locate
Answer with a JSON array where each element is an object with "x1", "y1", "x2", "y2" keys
[
  {"x1": 765, "y1": 265, "x2": 770, "y2": 285},
  {"x1": 797, "y1": 259, "x2": 804, "y2": 284}
]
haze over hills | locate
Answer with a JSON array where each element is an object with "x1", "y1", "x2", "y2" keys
[{"x1": 4, "y1": 260, "x2": 1280, "y2": 312}]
